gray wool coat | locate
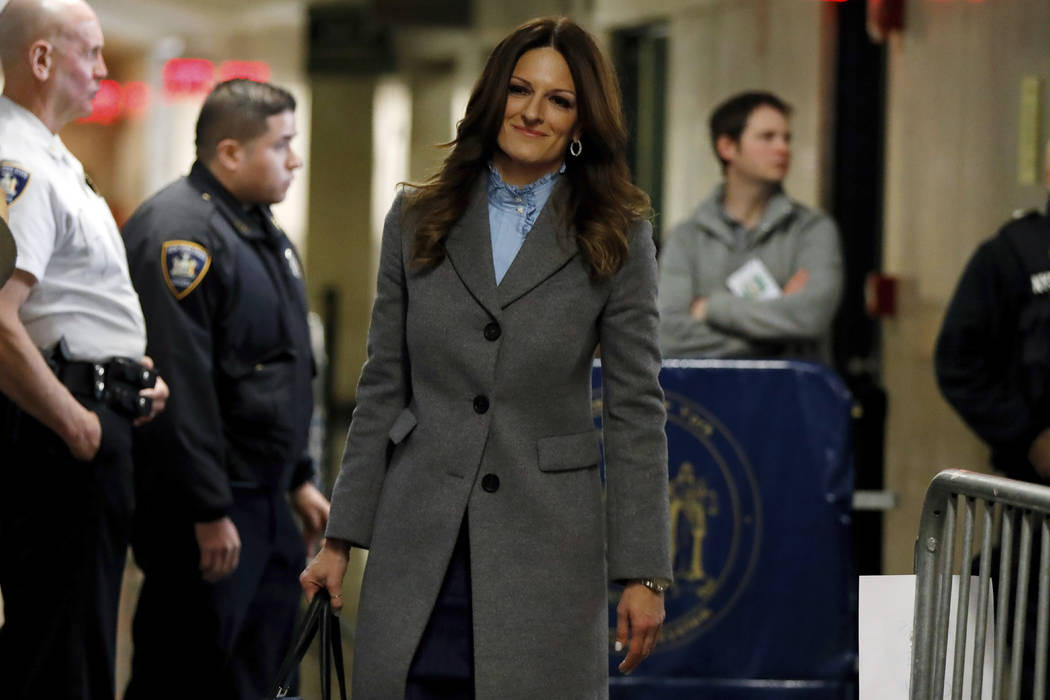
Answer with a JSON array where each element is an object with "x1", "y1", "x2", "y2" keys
[{"x1": 325, "y1": 175, "x2": 672, "y2": 699}]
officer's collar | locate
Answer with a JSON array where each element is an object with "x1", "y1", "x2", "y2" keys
[
  {"x1": 188, "y1": 161, "x2": 271, "y2": 241},
  {"x1": 0, "y1": 95, "x2": 55, "y2": 146},
  {"x1": 0, "y1": 95, "x2": 75, "y2": 166}
]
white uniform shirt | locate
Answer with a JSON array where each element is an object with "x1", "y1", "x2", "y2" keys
[{"x1": 0, "y1": 95, "x2": 146, "y2": 361}]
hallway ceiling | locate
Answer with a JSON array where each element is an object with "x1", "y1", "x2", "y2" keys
[{"x1": 92, "y1": 0, "x2": 309, "y2": 45}]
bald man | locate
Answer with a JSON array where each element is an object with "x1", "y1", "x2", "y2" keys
[{"x1": 0, "y1": 1, "x2": 168, "y2": 697}]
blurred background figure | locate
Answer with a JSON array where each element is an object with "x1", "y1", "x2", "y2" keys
[
  {"x1": 934, "y1": 139, "x2": 1050, "y2": 698},
  {"x1": 936, "y1": 138, "x2": 1050, "y2": 496},
  {"x1": 122, "y1": 79, "x2": 328, "y2": 700},
  {"x1": 657, "y1": 91, "x2": 843, "y2": 362},
  {"x1": 0, "y1": 1, "x2": 167, "y2": 697}
]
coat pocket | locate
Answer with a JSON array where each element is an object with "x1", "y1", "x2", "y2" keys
[
  {"x1": 537, "y1": 430, "x2": 601, "y2": 472},
  {"x1": 221, "y1": 357, "x2": 298, "y2": 476},
  {"x1": 388, "y1": 406, "x2": 418, "y2": 444}
]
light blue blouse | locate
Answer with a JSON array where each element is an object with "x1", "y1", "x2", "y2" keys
[{"x1": 487, "y1": 163, "x2": 564, "y2": 284}]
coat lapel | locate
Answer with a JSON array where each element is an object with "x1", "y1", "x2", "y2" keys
[
  {"x1": 496, "y1": 180, "x2": 578, "y2": 309},
  {"x1": 443, "y1": 177, "x2": 501, "y2": 319}
]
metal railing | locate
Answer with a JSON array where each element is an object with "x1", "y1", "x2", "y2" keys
[{"x1": 912, "y1": 469, "x2": 1050, "y2": 699}]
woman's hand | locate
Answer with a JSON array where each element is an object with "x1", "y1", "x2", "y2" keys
[
  {"x1": 614, "y1": 582, "x2": 665, "y2": 674},
  {"x1": 300, "y1": 537, "x2": 351, "y2": 611}
]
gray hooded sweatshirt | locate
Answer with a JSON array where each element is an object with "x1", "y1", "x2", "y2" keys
[{"x1": 657, "y1": 184, "x2": 843, "y2": 363}]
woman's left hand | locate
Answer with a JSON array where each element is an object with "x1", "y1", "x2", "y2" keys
[{"x1": 614, "y1": 582, "x2": 666, "y2": 674}]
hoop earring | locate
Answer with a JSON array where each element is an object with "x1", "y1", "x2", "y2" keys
[{"x1": 569, "y1": 138, "x2": 582, "y2": 157}]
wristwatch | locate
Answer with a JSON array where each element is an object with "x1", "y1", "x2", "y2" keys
[{"x1": 637, "y1": 578, "x2": 669, "y2": 595}]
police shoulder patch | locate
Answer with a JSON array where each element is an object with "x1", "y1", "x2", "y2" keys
[
  {"x1": 0, "y1": 161, "x2": 31, "y2": 205},
  {"x1": 162, "y1": 240, "x2": 211, "y2": 300}
]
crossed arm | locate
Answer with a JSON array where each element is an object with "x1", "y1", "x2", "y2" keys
[{"x1": 659, "y1": 215, "x2": 843, "y2": 357}]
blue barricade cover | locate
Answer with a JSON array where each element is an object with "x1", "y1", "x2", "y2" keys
[{"x1": 593, "y1": 360, "x2": 857, "y2": 697}]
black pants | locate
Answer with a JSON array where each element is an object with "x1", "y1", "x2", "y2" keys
[
  {"x1": 0, "y1": 394, "x2": 134, "y2": 700},
  {"x1": 124, "y1": 487, "x2": 304, "y2": 700},
  {"x1": 406, "y1": 517, "x2": 475, "y2": 699}
]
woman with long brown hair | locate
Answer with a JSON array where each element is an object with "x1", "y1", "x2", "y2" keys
[{"x1": 301, "y1": 16, "x2": 671, "y2": 698}]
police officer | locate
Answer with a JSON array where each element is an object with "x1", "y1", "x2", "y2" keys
[
  {"x1": 122, "y1": 79, "x2": 329, "y2": 700},
  {"x1": 0, "y1": 1, "x2": 169, "y2": 697},
  {"x1": 936, "y1": 142, "x2": 1050, "y2": 484},
  {"x1": 935, "y1": 139, "x2": 1050, "y2": 697}
]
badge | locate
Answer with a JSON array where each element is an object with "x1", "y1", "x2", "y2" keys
[
  {"x1": 284, "y1": 247, "x2": 302, "y2": 279},
  {"x1": 162, "y1": 240, "x2": 211, "y2": 300},
  {"x1": 0, "y1": 161, "x2": 31, "y2": 205}
]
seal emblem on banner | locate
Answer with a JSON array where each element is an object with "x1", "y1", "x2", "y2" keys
[{"x1": 595, "y1": 386, "x2": 762, "y2": 652}]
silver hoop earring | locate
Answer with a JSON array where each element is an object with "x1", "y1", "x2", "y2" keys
[{"x1": 569, "y1": 138, "x2": 582, "y2": 157}]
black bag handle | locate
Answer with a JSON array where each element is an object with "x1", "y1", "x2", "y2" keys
[{"x1": 270, "y1": 589, "x2": 348, "y2": 700}]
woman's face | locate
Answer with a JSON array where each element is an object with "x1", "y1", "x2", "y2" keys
[{"x1": 493, "y1": 47, "x2": 579, "y2": 186}]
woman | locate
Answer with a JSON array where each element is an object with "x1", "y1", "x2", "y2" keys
[{"x1": 300, "y1": 16, "x2": 671, "y2": 699}]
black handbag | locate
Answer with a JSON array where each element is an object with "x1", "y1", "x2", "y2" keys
[{"x1": 269, "y1": 590, "x2": 348, "y2": 700}]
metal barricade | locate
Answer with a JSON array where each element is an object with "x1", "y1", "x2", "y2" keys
[{"x1": 911, "y1": 469, "x2": 1050, "y2": 699}]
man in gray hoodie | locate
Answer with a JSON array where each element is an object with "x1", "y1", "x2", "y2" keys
[{"x1": 658, "y1": 91, "x2": 842, "y2": 362}]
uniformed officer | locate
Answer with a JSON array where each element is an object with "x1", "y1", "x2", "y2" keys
[
  {"x1": 936, "y1": 142, "x2": 1050, "y2": 484},
  {"x1": 122, "y1": 79, "x2": 329, "y2": 700},
  {"x1": 935, "y1": 139, "x2": 1050, "y2": 697},
  {"x1": 0, "y1": 1, "x2": 169, "y2": 698}
]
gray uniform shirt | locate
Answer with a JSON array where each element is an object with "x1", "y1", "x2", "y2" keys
[{"x1": 658, "y1": 183, "x2": 843, "y2": 362}]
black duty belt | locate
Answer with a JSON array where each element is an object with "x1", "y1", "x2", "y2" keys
[{"x1": 54, "y1": 358, "x2": 156, "y2": 419}]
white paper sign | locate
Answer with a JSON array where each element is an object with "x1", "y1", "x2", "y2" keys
[
  {"x1": 859, "y1": 574, "x2": 994, "y2": 700},
  {"x1": 725, "y1": 258, "x2": 782, "y2": 300}
]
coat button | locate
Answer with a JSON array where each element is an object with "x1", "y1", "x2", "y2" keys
[
  {"x1": 473, "y1": 395, "x2": 489, "y2": 414},
  {"x1": 481, "y1": 474, "x2": 500, "y2": 492},
  {"x1": 483, "y1": 322, "x2": 501, "y2": 341}
]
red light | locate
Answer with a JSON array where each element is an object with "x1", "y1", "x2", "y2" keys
[
  {"x1": 218, "y1": 60, "x2": 271, "y2": 83},
  {"x1": 123, "y1": 82, "x2": 152, "y2": 120},
  {"x1": 79, "y1": 79, "x2": 123, "y2": 125},
  {"x1": 162, "y1": 58, "x2": 214, "y2": 98}
]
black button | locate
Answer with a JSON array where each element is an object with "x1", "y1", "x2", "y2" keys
[
  {"x1": 484, "y1": 322, "x2": 501, "y2": 341},
  {"x1": 481, "y1": 474, "x2": 500, "y2": 492},
  {"x1": 473, "y1": 395, "x2": 489, "y2": 414}
]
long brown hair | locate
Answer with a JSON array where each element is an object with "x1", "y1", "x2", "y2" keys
[{"x1": 406, "y1": 16, "x2": 649, "y2": 278}]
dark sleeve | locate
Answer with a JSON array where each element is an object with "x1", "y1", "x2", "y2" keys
[
  {"x1": 289, "y1": 452, "x2": 315, "y2": 491},
  {"x1": 935, "y1": 237, "x2": 1042, "y2": 455},
  {"x1": 126, "y1": 207, "x2": 232, "y2": 522}
]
